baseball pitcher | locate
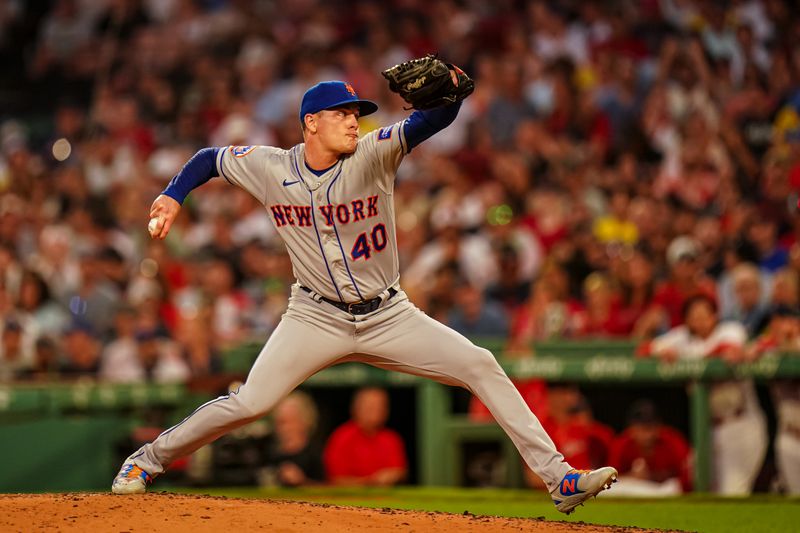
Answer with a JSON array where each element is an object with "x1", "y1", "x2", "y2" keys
[{"x1": 113, "y1": 56, "x2": 616, "y2": 513}]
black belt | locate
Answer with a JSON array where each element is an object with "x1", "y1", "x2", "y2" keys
[{"x1": 300, "y1": 286, "x2": 397, "y2": 315}]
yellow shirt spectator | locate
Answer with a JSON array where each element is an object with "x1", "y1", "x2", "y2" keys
[{"x1": 593, "y1": 216, "x2": 639, "y2": 245}]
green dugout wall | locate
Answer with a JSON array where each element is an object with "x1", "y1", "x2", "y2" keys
[
  {"x1": 1, "y1": 341, "x2": 798, "y2": 492},
  {"x1": 0, "y1": 383, "x2": 196, "y2": 491}
]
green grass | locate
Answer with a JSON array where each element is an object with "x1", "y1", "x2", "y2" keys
[{"x1": 170, "y1": 486, "x2": 800, "y2": 532}]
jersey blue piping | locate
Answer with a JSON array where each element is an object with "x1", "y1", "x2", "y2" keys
[
  {"x1": 305, "y1": 159, "x2": 336, "y2": 176},
  {"x1": 158, "y1": 394, "x2": 232, "y2": 438},
  {"x1": 326, "y1": 166, "x2": 365, "y2": 301},
  {"x1": 308, "y1": 190, "x2": 344, "y2": 302},
  {"x1": 217, "y1": 149, "x2": 234, "y2": 185},
  {"x1": 398, "y1": 121, "x2": 407, "y2": 154},
  {"x1": 292, "y1": 148, "x2": 343, "y2": 302}
]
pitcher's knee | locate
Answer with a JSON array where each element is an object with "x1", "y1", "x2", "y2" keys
[
  {"x1": 463, "y1": 347, "x2": 502, "y2": 381},
  {"x1": 229, "y1": 389, "x2": 274, "y2": 421}
]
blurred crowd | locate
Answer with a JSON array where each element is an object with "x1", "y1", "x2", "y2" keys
[
  {"x1": 1, "y1": 0, "x2": 799, "y2": 495},
  {"x1": 2, "y1": 0, "x2": 799, "y2": 379}
]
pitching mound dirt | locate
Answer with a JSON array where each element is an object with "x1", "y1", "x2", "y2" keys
[{"x1": 0, "y1": 493, "x2": 659, "y2": 532}]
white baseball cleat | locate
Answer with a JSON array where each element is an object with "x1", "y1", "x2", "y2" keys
[
  {"x1": 111, "y1": 462, "x2": 152, "y2": 494},
  {"x1": 550, "y1": 467, "x2": 618, "y2": 515}
]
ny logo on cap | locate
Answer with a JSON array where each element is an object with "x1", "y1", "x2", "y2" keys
[{"x1": 345, "y1": 83, "x2": 356, "y2": 96}]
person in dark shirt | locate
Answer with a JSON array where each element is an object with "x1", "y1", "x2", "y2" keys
[
  {"x1": 263, "y1": 391, "x2": 324, "y2": 486},
  {"x1": 447, "y1": 282, "x2": 509, "y2": 338},
  {"x1": 59, "y1": 322, "x2": 101, "y2": 378},
  {"x1": 17, "y1": 336, "x2": 61, "y2": 381}
]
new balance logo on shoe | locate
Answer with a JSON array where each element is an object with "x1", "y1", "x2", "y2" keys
[{"x1": 551, "y1": 467, "x2": 617, "y2": 514}]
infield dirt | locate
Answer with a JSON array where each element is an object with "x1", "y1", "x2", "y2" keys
[{"x1": 0, "y1": 493, "x2": 675, "y2": 532}]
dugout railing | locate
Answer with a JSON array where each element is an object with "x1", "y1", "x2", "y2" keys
[
  {"x1": 297, "y1": 343, "x2": 800, "y2": 492},
  {"x1": 0, "y1": 341, "x2": 798, "y2": 492}
]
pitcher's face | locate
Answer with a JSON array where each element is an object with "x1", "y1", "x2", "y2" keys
[{"x1": 313, "y1": 104, "x2": 360, "y2": 155}]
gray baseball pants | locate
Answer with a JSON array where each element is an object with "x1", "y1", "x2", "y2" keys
[{"x1": 126, "y1": 285, "x2": 572, "y2": 490}]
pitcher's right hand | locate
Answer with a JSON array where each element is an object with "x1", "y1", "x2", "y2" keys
[{"x1": 148, "y1": 194, "x2": 181, "y2": 240}]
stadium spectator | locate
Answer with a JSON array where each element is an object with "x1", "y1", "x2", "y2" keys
[
  {"x1": 263, "y1": 391, "x2": 325, "y2": 487},
  {"x1": 747, "y1": 215, "x2": 789, "y2": 273},
  {"x1": 415, "y1": 262, "x2": 460, "y2": 323},
  {"x1": 64, "y1": 250, "x2": 122, "y2": 338},
  {"x1": 99, "y1": 306, "x2": 141, "y2": 383},
  {"x1": 642, "y1": 294, "x2": 768, "y2": 495},
  {"x1": 723, "y1": 262, "x2": 771, "y2": 337},
  {"x1": 173, "y1": 303, "x2": 222, "y2": 378},
  {"x1": 59, "y1": 322, "x2": 102, "y2": 379},
  {"x1": 0, "y1": 319, "x2": 30, "y2": 381},
  {"x1": 25, "y1": 224, "x2": 82, "y2": 303},
  {"x1": 651, "y1": 236, "x2": 717, "y2": 330},
  {"x1": 617, "y1": 247, "x2": 662, "y2": 338},
  {"x1": 485, "y1": 244, "x2": 534, "y2": 314},
  {"x1": 200, "y1": 257, "x2": 253, "y2": 349},
  {"x1": 24, "y1": 336, "x2": 61, "y2": 381},
  {"x1": 746, "y1": 306, "x2": 800, "y2": 495},
  {"x1": 447, "y1": 282, "x2": 509, "y2": 338},
  {"x1": 608, "y1": 399, "x2": 691, "y2": 496},
  {"x1": 716, "y1": 245, "x2": 772, "y2": 326},
  {"x1": 593, "y1": 187, "x2": 638, "y2": 246},
  {"x1": 768, "y1": 268, "x2": 800, "y2": 311},
  {"x1": 543, "y1": 387, "x2": 614, "y2": 471},
  {"x1": 16, "y1": 270, "x2": 69, "y2": 339},
  {"x1": 524, "y1": 386, "x2": 613, "y2": 490},
  {"x1": 133, "y1": 329, "x2": 190, "y2": 384},
  {"x1": 573, "y1": 272, "x2": 629, "y2": 337},
  {"x1": 508, "y1": 262, "x2": 583, "y2": 350},
  {"x1": 324, "y1": 387, "x2": 407, "y2": 486}
]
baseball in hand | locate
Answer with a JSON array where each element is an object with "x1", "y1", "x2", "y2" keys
[{"x1": 148, "y1": 217, "x2": 160, "y2": 235}]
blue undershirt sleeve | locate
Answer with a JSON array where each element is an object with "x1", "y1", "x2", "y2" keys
[
  {"x1": 161, "y1": 147, "x2": 220, "y2": 204},
  {"x1": 402, "y1": 101, "x2": 462, "y2": 151}
]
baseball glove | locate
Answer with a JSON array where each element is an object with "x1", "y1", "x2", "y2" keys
[{"x1": 381, "y1": 55, "x2": 475, "y2": 110}]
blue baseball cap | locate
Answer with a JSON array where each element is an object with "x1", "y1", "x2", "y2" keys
[{"x1": 299, "y1": 81, "x2": 378, "y2": 123}]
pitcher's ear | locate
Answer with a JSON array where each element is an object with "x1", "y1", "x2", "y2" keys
[{"x1": 303, "y1": 113, "x2": 318, "y2": 133}]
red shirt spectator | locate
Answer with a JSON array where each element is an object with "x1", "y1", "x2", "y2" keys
[
  {"x1": 609, "y1": 400, "x2": 692, "y2": 491},
  {"x1": 323, "y1": 388, "x2": 407, "y2": 486},
  {"x1": 508, "y1": 264, "x2": 585, "y2": 350},
  {"x1": 323, "y1": 421, "x2": 406, "y2": 480},
  {"x1": 652, "y1": 279, "x2": 715, "y2": 328},
  {"x1": 572, "y1": 273, "x2": 631, "y2": 337},
  {"x1": 543, "y1": 399, "x2": 615, "y2": 471},
  {"x1": 653, "y1": 236, "x2": 717, "y2": 328},
  {"x1": 523, "y1": 387, "x2": 613, "y2": 489}
]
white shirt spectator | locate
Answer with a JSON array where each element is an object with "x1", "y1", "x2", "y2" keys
[
  {"x1": 651, "y1": 320, "x2": 767, "y2": 495},
  {"x1": 100, "y1": 337, "x2": 190, "y2": 383},
  {"x1": 99, "y1": 337, "x2": 142, "y2": 383},
  {"x1": 651, "y1": 320, "x2": 746, "y2": 359}
]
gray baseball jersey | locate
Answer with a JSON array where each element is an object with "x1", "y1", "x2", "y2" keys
[{"x1": 215, "y1": 122, "x2": 406, "y2": 302}]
